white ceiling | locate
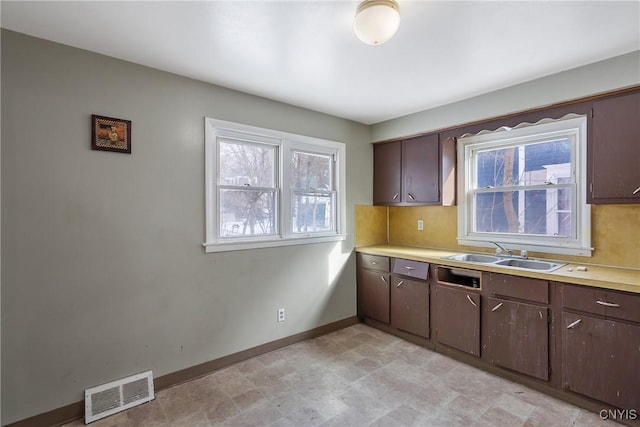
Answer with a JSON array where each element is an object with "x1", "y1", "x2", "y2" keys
[{"x1": 2, "y1": 1, "x2": 639, "y2": 124}]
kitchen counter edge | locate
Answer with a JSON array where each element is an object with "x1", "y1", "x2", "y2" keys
[{"x1": 355, "y1": 245, "x2": 640, "y2": 294}]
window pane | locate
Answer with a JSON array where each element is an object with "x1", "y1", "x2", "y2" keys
[
  {"x1": 219, "y1": 140, "x2": 275, "y2": 187},
  {"x1": 558, "y1": 188, "x2": 571, "y2": 211},
  {"x1": 292, "y1": 192, "x2": 334, "y2": 233},
  {"x1": 475, "y1": 139, "x2": 572, "y2": 188},
  {"x1": 219, "y1": 189, "x2": 276, "y2": 237},
  {"x1": 475, "y1": 189, "x2": 573, "y2": 237},
  {"x1": 291, "y1": 151, "x2": 332, "y2": 190}
]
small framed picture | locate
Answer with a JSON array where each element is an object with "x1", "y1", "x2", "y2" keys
[{"x1": 91, "y1": 115, "x2": 132, "y2": 154}]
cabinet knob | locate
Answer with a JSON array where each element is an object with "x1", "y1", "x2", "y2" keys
[
  {"x1": 633, "y1": 186, "x2": 640, "y2": 195},
  {"x1": 466, "y1": 294, "x2": 478, "y2": 308},
  {"x1": 396, "y1": 280, "x2": 404, "y2": 288},
  {"x1": 407, "y1": 193, "x2": 416, "y2": 200},
  {"x1": 393, "y1": 193, "x2": 400, "y2": 200},
  {"x1": 380, "y1": 276, "x2": 388, "y2": 285},
  {"x1": 566, "y1": 319, "x2": 582, "y2": 329}
]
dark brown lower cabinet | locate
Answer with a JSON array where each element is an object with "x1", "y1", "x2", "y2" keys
[
  {"x1": 434, "y1": 284, "x2": 480, "y2": 356},
  {"x1": 391, "y1": 276, "x2": 429, "y2": 338},
  {"x1": 485, "y1": 298, "x2": 549, "y2": 381},
  {"x1": 561, "y1": 311, "x2": 640, "y2": 410},
  {"x1": 360, "y1": 268, "x2": 390, "y2": 324},
  {"x1": 357, "y1": 251, "x2": 640, "y2": 417}
]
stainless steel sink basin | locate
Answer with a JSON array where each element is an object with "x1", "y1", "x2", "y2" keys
[
  {"x1": 443, "y1": 253, "x2": 566, "y2": 272},
  {"x1": 494, "y1": 258, "x2": 566, "y2": 271},
  {"x1": 444, "y1": 253, "x2": 501, "y2": 263}
]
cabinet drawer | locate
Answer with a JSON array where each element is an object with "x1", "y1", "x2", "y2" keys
[
  {"x1": 360, "y1": 254, "x2": 390, "y2": 272},
  {"x1": 562, "y1": 285, "x2": 607, "y2": 316},
  {"x1": 563, "y1": 285, "x2": 640, "y2": 323},
  {"x1": 488, "y1": 273, "x2": 549, "y2": 304},
  {"x1": 392, "y1": 258, "x2": 429, "y2": 280}
]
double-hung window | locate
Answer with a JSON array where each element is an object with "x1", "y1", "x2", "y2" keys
[
  {"x1": 218, "y1": 135, "x2": 279, "y2": 239},
  {"x1": 457, "y1": 115, "x2": 591, "y2": 256},
  {"x1": 290, "y1": 148, "x2": 336, "y2": 234},
  {"x1": 204, "y1": 118, "x2": 346, "y2": 252}
]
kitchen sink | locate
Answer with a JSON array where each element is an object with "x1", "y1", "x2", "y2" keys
[
  {"x1": 494, "y1": 258, "x2": 566, "y2": 271},
  {"x1": 443, "y1": 253, "x2": 566, "y2": 272},
  {"x1": 444, "y1": 253, "x2": 501, "y2": 263}
]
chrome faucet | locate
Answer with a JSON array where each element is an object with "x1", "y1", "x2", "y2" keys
[
  {"x1": 490, "y1": 241, "x2": 513, "y2": 257},
  {"x1": 490, "y1": 242, "x2": 528, "y2": 259}
]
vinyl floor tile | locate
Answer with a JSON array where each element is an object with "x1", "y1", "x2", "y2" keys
[{"x1": 62, "y1": 324, "x2": 621, "y2": 427}]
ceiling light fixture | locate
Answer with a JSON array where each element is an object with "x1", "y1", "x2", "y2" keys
[{"x1": 353, "y1": 0, "x2": 400, "y2": 46}]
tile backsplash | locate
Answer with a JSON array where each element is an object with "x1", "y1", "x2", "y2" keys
[{"x1": 356, "y1": 204, "x2": 640, "y2": 269}]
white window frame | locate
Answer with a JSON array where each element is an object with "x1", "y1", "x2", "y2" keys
[
  {"x1": 457, "y1": 115, "x2": 592, "y2": 257},
  {"x1": 204, "y1": 118, "x2": 346, "y2": 253}
]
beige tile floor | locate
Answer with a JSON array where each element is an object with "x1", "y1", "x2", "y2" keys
[{"x1": 64, "y1": 323, "x2": 620, "y2": 427}]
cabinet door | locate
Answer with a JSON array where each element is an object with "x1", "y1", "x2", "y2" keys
[
  {"x1": 485, "y1": 298, "x2": 549, "y2": 381},
  {"x1": 403, "y1": 134, "x2": 440, "y2": 204},
  {"x1": 360, "y1": 269, "x2": 390, "y2": 324},
  {"x1": 373, "y1": 141, "x2": 402, "y2": 205},
  {"x1": 590, "y1": 91, "x2": 640, "y2": 203},
  {"x1": 434, "y1": 285, "x2": 480, "y2": 356},
  {"x1": 562, "y1": 312, "x2": 640, "y2": 410},
  {"x1": 391, "y1": 277, "x2": 429, "y2": 338}
]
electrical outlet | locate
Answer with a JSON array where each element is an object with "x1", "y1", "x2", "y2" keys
[
  {"x1": 277, "y1": 308, "x2": 285, "y2": 322},
  {"x1": 417, "y1": 219, "x2": 424, "y2": 231}
]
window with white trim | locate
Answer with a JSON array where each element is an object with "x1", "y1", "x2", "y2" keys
[
  {"x1": 204, "y1": 118, "x2": 346, "y2": 252},
  {"x1": 457, "y1": 115, "x2": 592, "y2": 257}
]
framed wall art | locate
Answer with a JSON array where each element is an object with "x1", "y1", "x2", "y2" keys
[{"x1": 91, "y1": 115, "x2": 132, "y2": 154}]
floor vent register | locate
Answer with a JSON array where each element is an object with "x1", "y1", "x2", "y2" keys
[{"x1": 84, "y1": 370, "x2": 154, "y2": 424}]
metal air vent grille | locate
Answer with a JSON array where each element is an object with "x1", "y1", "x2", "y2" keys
[{"x1": 84, "y1": 370, "x2": 154, "y2": 424}]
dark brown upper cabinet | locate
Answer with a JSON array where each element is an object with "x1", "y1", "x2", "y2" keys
[
  {"x1": 373, "y1": 140, "x2": 402, "y2": 204},
  {"x1": 588, "y1": 90, "x2": 640, "y2": 204},
  {"x1": 373, "y1": 133, "x2": 455, "y2": 206}
]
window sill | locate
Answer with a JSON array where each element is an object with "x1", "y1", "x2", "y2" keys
[
  {"x1": 457, "y1": 238, "x2": 593, "y2": 257},
  {"x1": 203, "y1": 234, "x2": 347, "y2": 253}
]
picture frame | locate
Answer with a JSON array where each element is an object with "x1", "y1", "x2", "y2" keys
[{"x1": 91, "y1": 115, "x2": 132, "y2": 154}]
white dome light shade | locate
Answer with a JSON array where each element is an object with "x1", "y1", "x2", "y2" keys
[{"x1": 353, "y1": 0, "x2": 400, "y2": 46}]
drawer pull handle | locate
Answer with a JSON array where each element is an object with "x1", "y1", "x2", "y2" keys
[
  {"x1": 380, "y1": 276, "x2": 388, "y2": 285},
  {"x1": 566, "y1": 319, "x2": 582, "y2": 329},
  {"x1": 408, "y1": 193, "x2": 416, "y2": 200},
  {"x1": 596, "y1": 300, "x2": 621, "y2": 308},
  {"x1": 371, "y1": 261, "x2": 378, "y2": 265},
  {"x1": 633, "y1": 186, "x2": 640, "y2": 195},
  {"x1": 396, "y1": 280, "x2": 404, "y2": 288},
  {"x1": 393, "y1": 193, "x2": 400, "y2": 200},
  {"x1": 405, "y1": 266, "x2": 415, "y2": 270},
  {"x1": 466, "y1": 295, "x2": 478, "y2": 308},
  {"x1": 491, "y1": 303, "x2": 503, "y2": 312}
]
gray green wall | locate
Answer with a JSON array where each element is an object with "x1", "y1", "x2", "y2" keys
[
  {"x1": 2, "y1": 27, "x2": 639, "y2": 425},
  {"x1": 1, "y1": 30, "x2": 371, "y2": 424},
  {"x1": 371, "y1": 51, "x2": 640, "y2": 142}
]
